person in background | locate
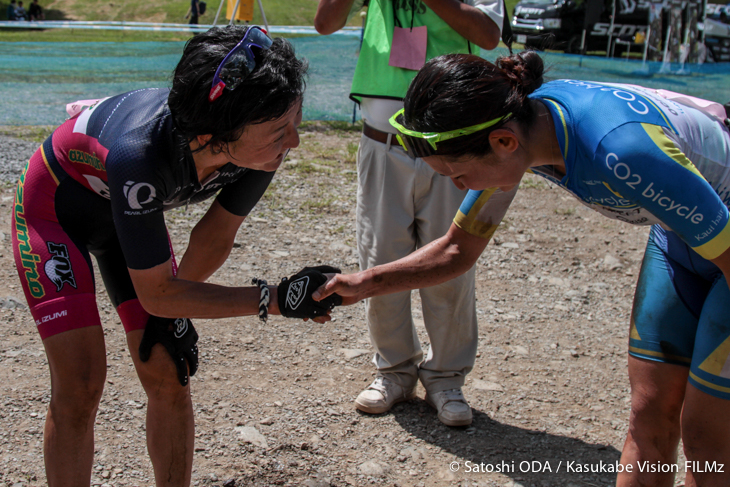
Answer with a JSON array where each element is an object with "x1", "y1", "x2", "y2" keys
[
  {"x1": 12, "y1": 25, "x2": 340, "y2": 486},
  {"x1": 316, "y1": 51, "x2": 730, "y2": 486},
  {"x1": 185, "y1": 0, "x2": 200, "y2": 25},
  {"x1": 314, "y1": 0, "x2": 505, "y2": 427},
  {"x1": 6, "y1": 0, "x2": 16, "y2": 20},
  {"x1": 14, "y1": 0, "x2": 26, "y2": 20},
  {"x1": 28, "y1": 0, "x2": 44, "y2": 21}
]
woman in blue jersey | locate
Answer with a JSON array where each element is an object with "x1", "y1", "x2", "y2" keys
[
  {"x1": 12, "y1": 25, "x2": 340, "y2": 486},
  {"x1": 315, "y1": 51, "x2": 730, "y2": 486}
]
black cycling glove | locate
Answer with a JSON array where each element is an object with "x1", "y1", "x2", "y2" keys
[
  {"x1": 139, "y1": 315, "x2": 199, "y2": 387},
  {"x1": 277, "y1": 265, "x2": 343, "y2": 319}
]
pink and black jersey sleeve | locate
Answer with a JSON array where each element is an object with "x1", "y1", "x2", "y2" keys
[{"x1": 51, "y1": 88, "x2": 275, "y2": 270}]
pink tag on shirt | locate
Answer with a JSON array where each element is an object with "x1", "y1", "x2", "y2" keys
[
  {"x1": 388, "y1": 25, "x2": 428, "y2": 71},
  {"x1": 655, "y1": 89, "x2": 727, "y2": 122},
  {"x1": 66, "y1": 99, "x2": 102, "y2": 118},
  {"x1": 623, "y1": 84, "x2": 727, "y2": 122}
]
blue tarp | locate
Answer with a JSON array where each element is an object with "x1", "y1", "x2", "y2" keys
[{"x1": 0, "y1": 36, "x2": 728, "y2": 126}]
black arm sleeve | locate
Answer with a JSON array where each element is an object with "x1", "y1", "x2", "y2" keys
[{"x1": 215, "y1": 169, "x2": 275, "y2": 217}]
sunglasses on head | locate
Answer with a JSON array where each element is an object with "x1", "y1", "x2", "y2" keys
[
  {"x1": 208, "y1": 26, "x2": 273, "y2": 103},
  {"x1": 388, "y1": 108, "x2": 512, "y2": 158}
]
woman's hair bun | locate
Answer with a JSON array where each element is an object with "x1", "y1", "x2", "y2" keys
[{"x1": 496, "y1": 50, "x2": 544, "y2": 97}]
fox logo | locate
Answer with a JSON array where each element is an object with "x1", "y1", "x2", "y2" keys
[
  {"x1": 44, "y1": 242, "x2": 77, "y2": 292},
  {"x1": 286, "y1": 276, "x2": 309, "y2": 310}
]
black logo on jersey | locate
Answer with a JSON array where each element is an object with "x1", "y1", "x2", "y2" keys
[
  {"x1": 394, "y1": 0, "x2": 426, "y2": 14},
  {"x1": 123, "y1": 181, "x2": 157, "y2": 209},
  {"x1": 44, "y1": 242, "x2": 77, "y2": 292},
  {"x1": 285, "y1": 276, "x2": 309, "y2": 310}
]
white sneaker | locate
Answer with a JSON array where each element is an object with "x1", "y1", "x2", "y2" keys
[
  {"x1": 425, "y1": 388, "x2": 473, "y2": 426},
  {"x1": 354, "y1": 376, "x2": 417, "y2": 414}
]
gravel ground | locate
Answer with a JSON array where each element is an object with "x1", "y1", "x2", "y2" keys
[
  {"x1": 0, "y1": 125, "x2": 690, "y2": 487},
  {"x1": 0, "y1": 137, "x2": 41, "y2": 185}
]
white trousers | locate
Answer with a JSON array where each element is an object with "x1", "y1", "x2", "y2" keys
[{"x1": 356, "y1": 134, "x2": 478, "y2": 393}]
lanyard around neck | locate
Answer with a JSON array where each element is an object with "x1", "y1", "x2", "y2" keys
[
  {"x1": 390, "y1": 0, "x2": 471, "y2": 53},
  {"x1": 392, "y1": 0, "x2": 416, "y2": 29}
]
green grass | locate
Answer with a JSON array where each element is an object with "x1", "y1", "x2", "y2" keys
[
  {"x1": 345, "y1": 141, "x2": 358, "y2": 163},
  {"x1": 290, "y1": 160, "x2": 318, "y2": 174},
  {"x1": 300, "y1": 196, "x2": 336, "y2": 212},
  {"x1": 0, "y1": 125, "x2": 54, "y2": 143},
  {"x1": 0, "y1": 0, "x2": 359, "y2": 40},
  {"x1": 300, "y1": 120, "x2": 363, "y2": 134},
  {"x1": 1, "y1": 0, "x2": 305, "y2": 25},
  {"x1": 0, "y1": 27, "x2": 193, "y2": 42},
  {"x1": 0, "y1": 0, "x2": 517, "y2": 42},
  {"x1": 519, "y1": 176, "x2": 548, "y2": 190}
]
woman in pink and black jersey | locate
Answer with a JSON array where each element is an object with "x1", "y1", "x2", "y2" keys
[{"x1": 12, "y1": 25, "x2": 340, "y2": 486}]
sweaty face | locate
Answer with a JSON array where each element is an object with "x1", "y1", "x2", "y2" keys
[
  {"x1": 226, "y1": 99, "x2": 303, "y2": 172},
  {"x1": 423, "y1": 154, "x2": 523, "y2": 192}
]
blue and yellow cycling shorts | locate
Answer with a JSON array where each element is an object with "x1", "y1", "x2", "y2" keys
[{"x1": 630, "y1": 225, "x2": 730, "y2": 399}]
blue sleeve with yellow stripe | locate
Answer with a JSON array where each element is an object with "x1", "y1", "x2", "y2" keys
[
  {"x1": 595, "y1": 122, "x2": 730, "y2": 260},
  {"x1": 453, "y1": 186, "x2": 519, "y2": 240}
]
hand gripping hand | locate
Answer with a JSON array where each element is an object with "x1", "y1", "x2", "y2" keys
[
  {"x1": 277, "y1": 265, "x2": 344, "y2": 319},
  {"x1": 138, "y1": 315, "x2": 199, "y2": 387}
]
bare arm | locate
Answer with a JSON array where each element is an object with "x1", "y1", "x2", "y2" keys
[
  {"x1": 127, "y1": 201, "x2": 288, "y2": 320},
  {"x1": 314, "y1": 0, "x2": 357, "y2": 34},
  {"x1": 314, "y1": 223, "x2": 489, "y2": 304},
  {"x1": 129, "y1": 262, "x2": 278, "y2": 319},
  {"x1": 422, "y1": 0, "x2": 501, "y2": 50},
  {"x1": 176, "y1": 200, "x2": 243, "y2": 282},
  {"x1": 128, "y1": 201, "x2": 333, "y2": 322}
]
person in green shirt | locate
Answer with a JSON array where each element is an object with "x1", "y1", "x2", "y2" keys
[{"x1": 315, "y1": 0, "x2": 503, "y2": 426}]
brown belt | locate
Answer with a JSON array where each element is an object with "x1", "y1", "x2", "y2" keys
[{"x1": 362, "y1": 123, "x2": 394, "y2": 144}]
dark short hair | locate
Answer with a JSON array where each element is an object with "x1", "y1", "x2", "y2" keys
[
  {"x1": 168, "y1": 25, "x2": 308, "y2": 153},
  {"x1": 403, "y1": 51, "x2": 545, "y2": 159}
]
